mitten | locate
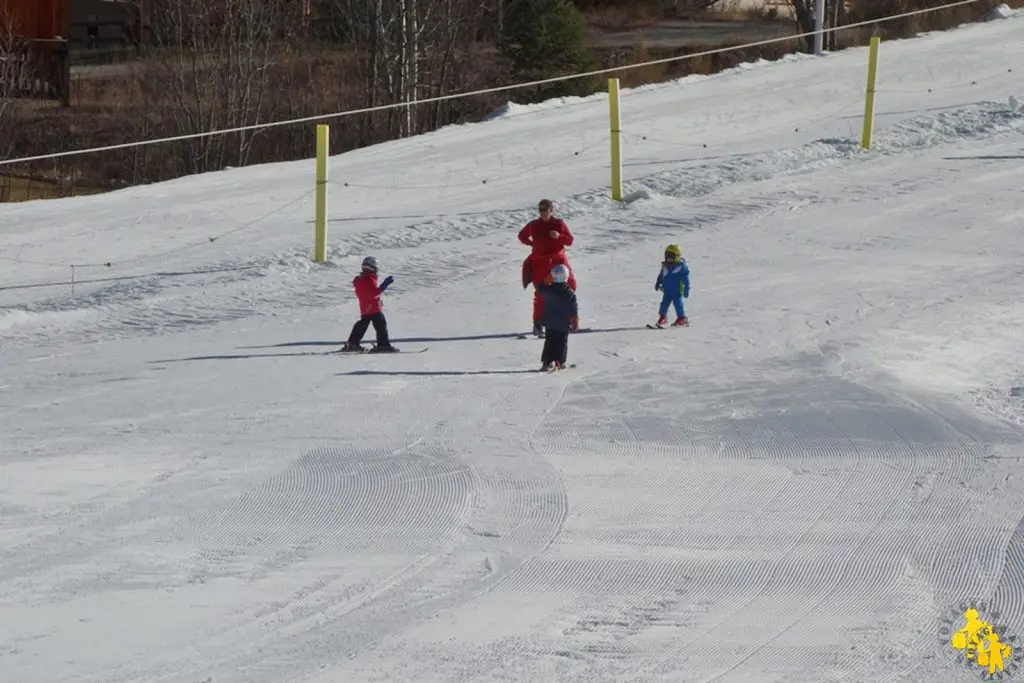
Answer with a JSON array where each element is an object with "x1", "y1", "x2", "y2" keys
[
  {"x1": 683, "y1": 287, "x2": 689, "y2": 298},
  {"x1": 570, "y1": 316, "x2": 579, "y2": 330},
  {"x1": 381, "y1": 275, "x2": 394, "y2": 290},
  {"x1": 655, "y1": 282, "x2": 662, "y2": 291},
  {"x1": 549, "y1": 230, "x2": 560, "y2": 239}
]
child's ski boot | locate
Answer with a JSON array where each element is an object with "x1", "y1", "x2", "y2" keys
[
  {"x1": 672, "y1": 317, "x2": 690, "y2": 327},
  {"x1": 369, "y1": 344, "x2": 399, "y2": 353}
]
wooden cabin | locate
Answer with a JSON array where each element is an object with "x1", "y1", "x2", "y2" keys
[
  {"x1": 0, "y1": 0, "x2": 67, "y2": 39},
  {"x1": 0, "y1": 0, "x2": 70, "y2": 106},
  {"x1": 70, "y1": 0, "x2": 149, "y2": 50}
]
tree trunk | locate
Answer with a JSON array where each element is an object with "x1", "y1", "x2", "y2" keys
[
  {"x1": 142, "y1": 0, "x2": 280, "y2": 176},
  {"x1": 0, "y1": 23, "x2": 27, "y2": 160},
  {"x1": 789, "y1": 0, "x2": 846, "y2": 52}
]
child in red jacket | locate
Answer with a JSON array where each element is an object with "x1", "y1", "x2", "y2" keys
[{"x1": 340, "y1": 256, "x2": 396, "y2": 353}]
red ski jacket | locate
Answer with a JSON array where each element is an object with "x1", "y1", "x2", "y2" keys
[
  {"x1": 523, "y1": 251, "x2": 577, "y2": 289},
  {"x1": 353, "y1": 272, "x2": 384, "y2": 315},
  {"x1": 518, "y1": 217, "x2": 573, "y2": 257}
]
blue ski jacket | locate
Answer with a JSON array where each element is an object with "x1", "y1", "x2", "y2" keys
[{"x1": 656, "y1": 260, "x2": 690, "y2": 298}]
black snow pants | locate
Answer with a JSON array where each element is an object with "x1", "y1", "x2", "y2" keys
[
  {"x1": 541, "y1": 329, "x2": 568, "y2": 365},
  {"x1": 348, "y1": 312, "x2": 390, "y2": 347}
]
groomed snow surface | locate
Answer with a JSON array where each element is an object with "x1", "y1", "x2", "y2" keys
[{"x1": 3, "y1": 11, "x2": 1024, "y2": 683}]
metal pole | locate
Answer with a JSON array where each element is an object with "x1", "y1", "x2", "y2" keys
[
  {"x1": 814, "y1": 0, "x2": 825, "y2": 55},
  {"x1": 607, "y1": 78, "x2": 623, "y2": 201},
  {"x1": 314, "y1": 124, "x2": 329, "y2": 263},
  {"x1": 861, "y1": 36, "x2": 881, "y2": 149}
]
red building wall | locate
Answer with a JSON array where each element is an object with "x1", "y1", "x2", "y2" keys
[{"x1": 0, "y1": 0, "x2": 69, "y2": 40}]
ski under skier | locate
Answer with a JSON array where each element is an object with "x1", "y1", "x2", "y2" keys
[
  {"x1": 536, "y1": 263, "x2": 579, "y2": 371},
  {"x1": 519, "y1": 198, "x2": 576, "y2": 337},
  {"x1": 340, "y1": 256, "x2": 398, "y2": 353},
  {"x1": 654, "y1": 244, "x2": 690, "y2": 328}
]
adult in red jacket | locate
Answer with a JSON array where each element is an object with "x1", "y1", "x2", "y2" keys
[{"x1": 519, "y1": 199, "x2": 576, "y2": 335}]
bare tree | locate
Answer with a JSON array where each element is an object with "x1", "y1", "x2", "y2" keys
[
  {"x1": 0, "y1": 0, "x2": 510, "y2": 192},
  {"x1": 400, "y1": 0, "x2": 418, "y2": 137},
  {"x1": 135, "y1": 0, "x2": 284, "y2": 175},
  {"x1": 788, "y1": 0, "x2": 847, "y2": 52},
  {"x1": 0, "y1": 12, "x2": 27, "y2": 163},
  {"x1": 317, "y1": 0, "x2": 494, "y2": 140}
]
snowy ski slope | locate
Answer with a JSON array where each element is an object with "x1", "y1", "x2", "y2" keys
[{"x1": 2, "y1": 10, "x2": 1024, "y2": 682}]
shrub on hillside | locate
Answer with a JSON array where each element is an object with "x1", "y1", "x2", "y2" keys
[{"x1": 500, "y1": 0, "x2": 600, "y2": 100}]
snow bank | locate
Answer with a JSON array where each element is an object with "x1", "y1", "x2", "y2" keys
[{"x1": 986, "y1": 3, "x2": 1017, "y2": 20}]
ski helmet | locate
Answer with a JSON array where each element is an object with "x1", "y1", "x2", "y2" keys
[
  {"x1": 664, "y1": 244, "x2": 682, "y2": 263},
  {"x1": 551, "y1": 263, "x2": 570, "y2": 284},
  {"x1": 361, "y1": 256, "x2": 379, "y2": 273}
]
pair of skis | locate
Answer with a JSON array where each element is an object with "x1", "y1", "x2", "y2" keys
[
  {"x1": 331, "y1": 346, "x2": 575, "y2": 372},
  {"x1": 521, "y1": 322, "x2": 690, "y2": 338},
  {"x1": 331, "y1": 320, "x2": 689, "y2": 356},
  {"x1": 332, "y1": 345, "x2": 428, "y2": 354},
  {"x1": 539, "y1": 363, "x2": 576, "y2": 372}
]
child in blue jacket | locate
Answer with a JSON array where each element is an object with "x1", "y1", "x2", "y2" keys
[{"x1": 654, "y1": 243, "x2": 690, "y2": 327}]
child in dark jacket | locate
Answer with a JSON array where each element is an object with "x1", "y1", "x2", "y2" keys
[
  {"x1": 536, "y1": 264, "x2": 579, "y2": 371},
  {"x1": 340, "y1": 256, "x2": 397, "y2": 353}
]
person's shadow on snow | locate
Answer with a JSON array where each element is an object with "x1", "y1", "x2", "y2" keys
[
  {"x1": 238, "y1": 326, "x2": 642, "y2": 350},
  {"x1": 338, "y1": 369, "x2": 541, "y2": 377}
]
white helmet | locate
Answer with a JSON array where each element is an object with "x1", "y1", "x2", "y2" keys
[{"x1": 551, "y1": 264, "x2": 569, "y2": 284}]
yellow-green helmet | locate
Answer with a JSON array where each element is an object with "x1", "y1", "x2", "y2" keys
[{"x1": 664, "y1": 244, "x2": 682, "y2": 263}]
